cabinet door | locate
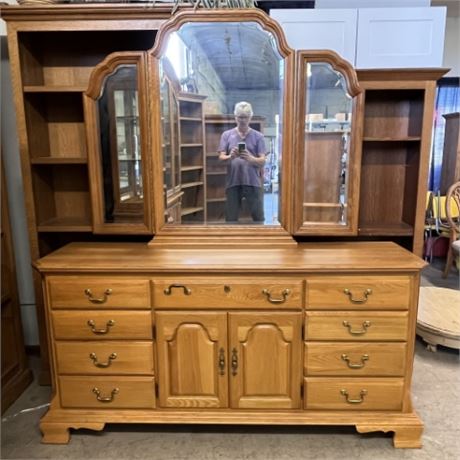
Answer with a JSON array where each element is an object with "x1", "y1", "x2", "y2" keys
[
  {"x1": 292, "y1": 51, "x2": 363, "y2": 236},
  {"x1": 228, "y1": 312, "x2": 302, "y2": 409},
  {"x1": 155, "y1": 311, "x2": 228, "y2": 408}
]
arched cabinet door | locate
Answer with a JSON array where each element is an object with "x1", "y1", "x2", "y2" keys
[
  {"x1": 85, "y1": 52, "x2": 154, "y2": 234},
  {"x1": 292, "y1": 51, "x2": 363, "y2": 235}
]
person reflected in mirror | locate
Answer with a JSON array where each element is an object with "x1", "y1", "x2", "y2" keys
[{"x1": 218, "y1": 101, "x2": 266, "y2": 223}]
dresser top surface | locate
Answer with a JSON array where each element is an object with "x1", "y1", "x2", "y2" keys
[{"x1": 34, "y1": 242, "x2": 426, "y2": 273}]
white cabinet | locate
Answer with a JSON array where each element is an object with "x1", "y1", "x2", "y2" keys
[
  {"x1": 270, "y1": 7, "x2": 446, "y2": 69},
  {"x1": 356, "y1": 7, "x2": 446, "y2": 68},
  {"x1": 270, "y1": 9, "x2": 357, "y2": 65}
]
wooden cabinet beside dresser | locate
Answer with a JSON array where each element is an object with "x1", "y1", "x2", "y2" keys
[{"x1": 35, "y1": 242, "x2": 425, "y2": 447}]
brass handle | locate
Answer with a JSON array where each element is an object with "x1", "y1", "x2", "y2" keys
[
  {"x1": 84, "y1": 288, "x2": 112, "y2": 304},
  {"x1": 89, "y1": 352, "x2": 117, "y2": 368},
  {"x1": 341, "y1": 354, "x2": 369, "y2": 369},
  {"x1": 342, "y1": 320, "x2": 371, "y2": 336},
  {"x1": 87, "y1": 319, "x2": 115, "y2": 335},
  {"x1": 340, "y1": 389, "x2": 367, "y2": 404},
  {"x1": 218, "y1": 347, "x2": 226, "y2": 376},
  {"x1": 262, "y1": 288, "x2": 291, "y2": 304},
  {"x1": 343, "y1": 288, "x2": 372, "y2": 304},
  {"x1": 231, "y1": 348, "x2": 238, "y2": 376},
  {"x1": 92, "y1": 387, "x2": 119, "y2": 403},
  {"x1": 163, "y1": 284, "x2": 192, "y2": 295}
]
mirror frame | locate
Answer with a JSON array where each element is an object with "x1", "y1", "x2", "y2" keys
[
  {"x1": 149, "y1": 9, "x2": 295, "y2": 245},
  {"x1": 85, "y1": 51, "x2": 154, "y2": 234},
  {"x1": 292, "y1": 50, "x2": 363, "y2": 235}
]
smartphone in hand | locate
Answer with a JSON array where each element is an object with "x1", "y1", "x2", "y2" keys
[{"x1": 237, "y1": 142, "x2": 246, "y2": 154}]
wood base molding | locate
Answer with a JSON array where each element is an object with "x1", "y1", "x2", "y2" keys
[{"x1": 40, "y1": 404, "x2": 423, "y2": 447}]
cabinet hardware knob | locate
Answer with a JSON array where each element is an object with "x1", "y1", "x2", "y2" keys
[
  {"x1": 92, "y1": 387, "x2": 119, "y2": 403},
  {"x1": 87, "y1": 319, "x2": 115, "y2": 335},
  {"x1": 224, "y1": 285, "x2": 231, "y2": 293},
  {"x1": 342, "y1": 320, "x2": 371, "y2": 335},
  {"x1": 84, "y1": 288, "x2": 112, "y2": 304},
  {"x1": 341, "y1": 354, "x2": 369, "y2": 369},
  {"x1": 218, "y1": 348, "x2": 226, "y2": 376},
  {"x1": 89, "y1": 352, "x2": 117, "y2": 368},
  {"x1": 343, "y1": 288, "x2": 372, "y2": 304},
  {"x1": 340, "y1": 389, "x2": 367, "y2": 404},
  {"x1": 231, "y1": 348, "x2": 238, "y2": 376},
  {"x1": 164, "y1": 284, "x2": 192, "y2": 295},
  {"x1": 262, "y1": 288, "x2": 291, "y2": 304}
]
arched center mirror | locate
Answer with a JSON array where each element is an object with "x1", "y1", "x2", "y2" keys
[{"x1": 152, "y1": 11, "x2": 292, "y2": 229}]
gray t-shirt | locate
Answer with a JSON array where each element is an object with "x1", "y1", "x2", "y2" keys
[{"x1": 218, "y1": 128, "x2": 266, "y2": 189}]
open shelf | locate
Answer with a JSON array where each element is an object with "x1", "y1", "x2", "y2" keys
[
  {"x1": 30, "y1": 157, "x2": 88, "y2": 165},
  {"x1": 32, "y1": 164, "x2": 91, "y2": 233},
  {"x1": 24, "y1": 92, "x2": 87, "y2": 161},
  {"x1": 363, "y1": 137, "x2": 421, "y2": 142},
  {"x1": 23, "y1": 85, "x2": 87, "y2": 93},
  {"x1": 181, "y1": 206, "x2": 205, "y2": 216},
  {"x1": 18, "y1": 30, "x2": 156, "y2": 88}
]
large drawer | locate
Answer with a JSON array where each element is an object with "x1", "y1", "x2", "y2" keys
[
  {"x1": 59, "y1": 376, "x2": 156, "y2": 409},
  {"x1": 304, "y1": 342, "x2": 407, "y2": 376},
  {"x1": 55, "y1": 341, "x2": 154, "y2": 375},
  {"x1": 306, "y1": 275, "x2": 411, "y2": 310},
  {"x1": 153, "y1": 279, "x2": 303, "y2": 309},
  {"x1": 47, "y1": 276, "x2": 151, "y2": 309},
  {"x1": 305, "y1": 311, "x2": 409, "y2": 341},
  {"x1": 304, "y1": 377, "x2": 404, "y2": 410},
  {"x1": 51, "y1": 310, "x2": 153, "y2": 340}
]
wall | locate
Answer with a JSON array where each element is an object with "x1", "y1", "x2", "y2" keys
[
  {"x1": 444, "y1": 16, "x2": 460, "y2": 76},
  {"x1": 1, "y1": 0, "x2": 39, "y2": 345}
]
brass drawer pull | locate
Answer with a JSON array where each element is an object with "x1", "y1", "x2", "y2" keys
[
  {"x1": 87, "y1": 319, "x2": 115, "y2": 335},
  {"x1": 342, "y1": 320, "x2": 371, "y2": 335},
  {"x1": 84, "y1": 288, "x2": 112, "y2": 304},
  {"x1": 92, "y1": 387, "x2": 119, "y2": 403},
  {"x1": 89, "y1": 352, "x2": 117, "y2": 368},
  {"x1": 218, "y1": 347, "x2": 226, "y2": 376},
  {"x1": 341, "y1": 353, "x2": 369, "y2": 369},
  {"x1": 340, "y1": 389, "x2": 367, "y2": 404},
  {"x1": 164, "y1": 284, "x2": 192, "y2": 296},
  {"x1": 343, "y1": 288, "x2": 372, "y2": 304},
  {"x1": 262, "y1": 288, "x2": 291, "y2": 304},
  {"x1": 231, "y1": 348, "x2": 238, "y2": 376}
]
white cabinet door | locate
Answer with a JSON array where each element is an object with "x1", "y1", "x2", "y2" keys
[
  {"x1": 356, "y1": 7, "x2": 446, "y2": 68},
  {"x1": 270, "y1": 9, "x2": 358, "y2": 65}
]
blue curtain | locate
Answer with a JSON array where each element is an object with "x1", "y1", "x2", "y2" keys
[{"x1": 429, "y1": 77, "x2": 460, "y2": 192}]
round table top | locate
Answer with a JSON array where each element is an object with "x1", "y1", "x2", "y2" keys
[{"x1": 417, "y1": 287, "x2": 460, "y2": 339}]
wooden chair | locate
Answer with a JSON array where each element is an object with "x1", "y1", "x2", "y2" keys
[{"x1": 442, "y1": 181, "x2": 460, "y2": 278}]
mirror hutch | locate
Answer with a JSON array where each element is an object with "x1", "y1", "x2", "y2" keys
[{"x1": 2, "y1": 2, "x2": 446, "y2": 448}]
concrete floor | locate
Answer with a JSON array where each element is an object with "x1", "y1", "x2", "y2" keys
[{"x1": 1, "y1": 260, "x2": 459, "y2": 460}]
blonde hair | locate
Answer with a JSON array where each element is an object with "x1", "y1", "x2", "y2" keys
[{"x1": 234, "y1": 101, "x2": 253, "y2": 118}]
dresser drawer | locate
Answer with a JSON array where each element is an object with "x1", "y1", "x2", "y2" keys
[
  {"x1": 304, "y1": 377, "x2": 404, "y2": 410},
  {"x1": 306, "y1": 276, "x2": 411, "y2": 310},
  {"x1": 153, "y1": 279, "x2": 303, "y2": 309},
  {"x1": 305, "y1": 311, "x2": 409, "y2": 341},
  {"x1": 59, "y1": 376, "x2": 156, "y2": 409},
  {"x1": 304, "y1": 342, "x2": 406, "y2": 376},
  {"x1": 55, "y1": 341, "x2": 154, "y2": 375},
  {"x1": 51, "y1": 310, "x2": 153, "y2": 340},
  {"x1": 47, "y1": 276, "x2": 151, "y2": 309}
]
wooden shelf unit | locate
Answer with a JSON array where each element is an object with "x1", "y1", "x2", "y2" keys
[
  {"x1": 356, "y1": 71, "x2": 446, "y2": 256},
  {"x1": 178, "y1": 94, "x2": 206, "y2": 223}
]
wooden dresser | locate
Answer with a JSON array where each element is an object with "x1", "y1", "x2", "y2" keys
[{"x1": 35, "y1": 241, "x2": 425, "y2": 447}]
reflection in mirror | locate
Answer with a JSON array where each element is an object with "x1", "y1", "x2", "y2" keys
[
  {"x1": 159, "y1": 21, "x2": 284, "y2": 226},
  {"x1": 303, "y1": 62, "x2": 353, "y2": 225},
  {"x1": 98, "y1": 64, "x2": 144, "y2": 223}
]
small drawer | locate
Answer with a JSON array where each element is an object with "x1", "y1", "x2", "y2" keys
[
  {"x1": 304, "y1": 377, "x2": 404, "y2": 410},
  {"x1": 307, "y1": 275, "x2": 411, "y2": 310},
  {"x1": 153, "y1": 279, "x2": 303, "y2": 309},
  {"x1": 55, "y1": 341, "x2": 154, "y2": 375},
  {"x1": 59, "y1": 376, "x2": 156, "y2": 409},
  {"x1": 304, "y1": 342, "x2": 407, "y2": 376},
  {"x1": 51, "y1": 310, "x2": 153, "y2": 340},
  {"x1": 305, "y1": 311, "x2": 409, "y2": 341},
  {"x1": 47, "y1": 276, "x2": 151, "y2": 309}
]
